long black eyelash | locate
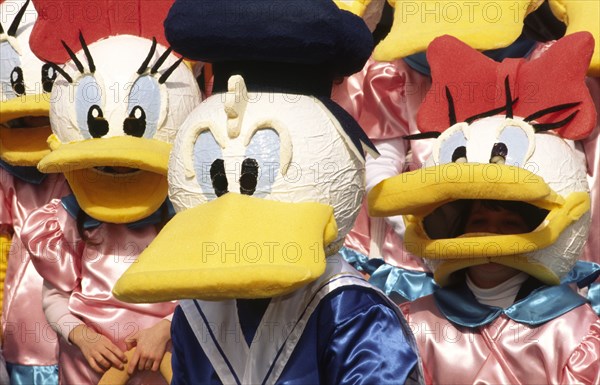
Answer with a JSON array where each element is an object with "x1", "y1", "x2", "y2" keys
[
  {"x1": 533, "y1": 110, "x2": 579, "y2": 132},
  {"x1": 151, "y1": 47, "x2": 173, "y2": 74},
  {"x1": 61, "y1": 40, "x2": 84, "y2": 74},
  {"x1": 505, "y1": 76, "x2": 514, "y2": 119},
  {"x1": 137, "y1": 37, "x2": 157, "y2": 75},
  {"x1": 524, "y1": 102, "x2": 581, "y2": 122},
  {"x1": 158, "y1": 57, "x2": 183, "y2": 84},
  {"x1": 404, "y1": 132, "x2": 442, "y2": 140},
  {"x1": 7, "y1": 0, "x2": 30, "y2": 37},
  {"x1": 445, "y1": 86, "x2": 457, "y2": 126},
  {"x1": 47, "y1": 62, "x2": 73, "y2": 83},
  {"x1": 79, "y1": 31, "x2": 96, "y2": 73}
]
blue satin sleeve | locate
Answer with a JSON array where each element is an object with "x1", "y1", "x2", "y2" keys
[{"x1": 320, "y1": 288, "x2": 418, "y2": 385}]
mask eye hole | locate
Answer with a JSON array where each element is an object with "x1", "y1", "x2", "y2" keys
[
  {"x1": 210, "y1": 159, "x2": 228, "y2": 197},
  {"x1": 41, "y1": 64, "x2": 57, "y2": 93},
  {"x1": 87, "y1": 105, "x2": 109, "y2": 138},
  {"x1": 451, "y1": 146, "x2": 467, "y2": 163},
  {"x1": 490, "y1": 142, "x2": 508, "y2": 164},
  {"x1": 240, "y1": 158, "x2": 259, "y2": 196},
  {"x1": 123, "y1": 106, "x2": 147, "y2": 137},
  {"x1": 10, "y1": 67, "x2": 25, "y2": 96}
]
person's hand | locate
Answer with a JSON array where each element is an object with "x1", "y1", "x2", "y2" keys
[
  {"x1": 69, "y1": 324, "x2": 127, "y2": 373},
  {"x1": 125, "y1": 319, "x2": 171, "y2": 374}
]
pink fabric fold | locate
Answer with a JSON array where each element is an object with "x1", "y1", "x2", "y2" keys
[
  {"x1": 21, "y1": 201, "x2": 176, "y2": 384},
  {"x1": 1, "y1": 170, "x2": 68, "y2": 366}
]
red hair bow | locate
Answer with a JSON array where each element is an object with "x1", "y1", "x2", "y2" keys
[
  {"x1": 29, "y1": 0, "x2": 174, "y2": 63},
  {"x1": 417, "y1": 32, "x2": 596, "y2": 140}
]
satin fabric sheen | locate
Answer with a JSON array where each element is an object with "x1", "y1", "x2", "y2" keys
[
  {"x1": 0, "y1": 168, "x2": 68, "y2": 380},
  {"x1": 171, "y1": 287, "x2": 418, "y2": 385},
  {"x1": 332, "y1": 58, "x2": 433, "y2": 278},
  {"x1": 401, "y1": 293, "x2": 600, "y2": 385},
  {"x1": 21, "y1": 200, "x2": 175, "y2": 385}
]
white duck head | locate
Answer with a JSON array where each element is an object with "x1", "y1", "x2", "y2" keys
[
  {"x1": 114, "y1": 0, "x2": 376, "y2": 302},
  {"x1": 369, "y1": 33, "x2": 596, "y2": 286},
  {"x1": 29, "y1": 0, "x2": 201, "y2": 223},
  {"x1": 0, "y1": 0, "x2": 53, "y2": 167}
]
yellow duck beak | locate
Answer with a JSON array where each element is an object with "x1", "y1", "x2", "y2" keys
[
  {"x1": 0, "y1": 94, "x2": 51, "y2": 166},
  {"x1": 334, "y1": 0, "x2": 372, "y2": 16},
  {"x1": 113, "y1": 193, "x2": 338, "y2": 302},
  {"x1": 38, "y1": 134, "x2": 171, "y2": 223},
  {"x1": 368, "y1": 163, "x2": 590, "y2": 286},
  {"x1": 374, "y1": 0, "x2": 543, "y2": 61},
  {"x1": 548, "y1": 0, "x2": 600, "y2": 76}
]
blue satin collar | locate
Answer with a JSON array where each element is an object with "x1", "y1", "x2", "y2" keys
[
  {"x1": 61, "y1": 194, "x2": 176, "y2": 229},
  {"x1": 0, "y1": 158, "x2": 46, "y2": 184},
  {"x1": 339, "y1": 247, "x2": 438, "y2": 302},
  {"x1": 435, "y1": 261, "x2": 600, "y2": 327}
]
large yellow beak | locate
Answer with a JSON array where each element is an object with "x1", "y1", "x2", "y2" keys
[
  {"x1": 334, "y1": 0, "x2": 372, "y2": 16},
  {"x1": 39, "y1": 134, "x2": 171, "y2": 223},
  {"x1": 549, "y1": 0, "x2": 600, "y2": 76},
  {"x1": 113, "y1": 193, "x2": 338, "y2": 302},
  {"x1": 368, "y1": 163, "x2": 590, "y2": 285},
  {"x1": 0, "y1": 94, "x2": 51, "y2": 166},
  {"x1": 374, "y1": 0, "x2": 542, "y2": 61}
]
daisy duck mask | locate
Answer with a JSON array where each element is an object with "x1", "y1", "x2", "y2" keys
[
  {"x1": 114, "y1": 0, "x2": 377, "y2": 302},
  {"x1": 0, "y1": 0, "x2": 52, "y2": 167},
  {"x1": 28, "y1": 0, "x2": 201, "y2": 223},
  {"x1": 368, "y1": 32, "x2": 596, "y2": 286}
]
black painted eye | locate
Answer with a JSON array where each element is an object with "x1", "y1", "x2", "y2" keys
[
  {"x1": 451, "y1": 146, "x2": 467, "y2": 163},
  {"x1": 210, "y1": 159, "x2": 228, "y2": 197},
  {"x1": 490, "y1": 142, "x2": 508, "y2": 164},
  {"x1": 87, "y1": 105, "x2": 109, "y2": 138},
  {"x1": 123, "y1": 106, "x2": 146, "y2": 137},
  {"x1": 10, "y1": 67, "x2": 25, "y2": 96},
  {"x1": 240, "y1": 158, "x2": 259, "y2": 196},
  {"x1": 41, "y1": 64, "x2": 57, "y2": 93}
]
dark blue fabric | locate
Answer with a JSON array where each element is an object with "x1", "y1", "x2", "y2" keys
[
  {"x1": 236, "y1": 298, "x2": 271, "y2": 346},
  {"x1": 404, "y1": 34, "x2": 537, "y2": 77},
  {"x1": 60, "y1": 194, "x2": 175, "y2": 229},
  {"x1": 164, "y1": 0, "x2": 373, "y2": 78},
  {"x1": 171, "y1": 287, "x2": 418, "y2": 385},
  {"x1": 434, "y1": 262, "x2": 597, "y2": 327},
  {"x1": 0, "y1": 158, "x2": 46, "y2": 184}
]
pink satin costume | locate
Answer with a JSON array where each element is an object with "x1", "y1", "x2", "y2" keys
[
  {"x1": 401, "y1": 295, "x2": 600, "y2": 385},
  {"x1": 333, "y1": 57, "x2": 433, "y2": 272},
  {"x1": 0, "y1": 169, "x2": 68, "y2": 368},
  {"x1": 21, "y1": 199, "x2": 176, "y2": 384}
]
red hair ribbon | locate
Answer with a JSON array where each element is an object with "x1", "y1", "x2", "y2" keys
[
  {"x1": 417, "y1": 32, "x2": 596, "y2": 140},
  {"x1": 29, "y1": 0, "x2": 174, "y2": 63}
]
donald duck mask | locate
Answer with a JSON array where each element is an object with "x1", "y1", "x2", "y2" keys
[{"x1": 114, "y1": 0, "x2": 378, "y2": 302}]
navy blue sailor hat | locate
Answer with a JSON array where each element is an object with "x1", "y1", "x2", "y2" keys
[{"x1": 164, "y1": 0, "x2": 374, "y2": 97}]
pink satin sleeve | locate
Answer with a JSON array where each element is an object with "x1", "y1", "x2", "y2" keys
[
  {"x1": 22, "y1": 199, "x2": 82, "y2": 293},
  {"x1": 402, "y1": 296, "x2": 600, "y2": 385},
  {"x1": 562, "y1": 321, "x2": 600, "y2": 384},
  {"x1": 333, "y1": 58, "x2": 431, "y2": 140},
  {"x1": 0, "y1": 169, "x2": 14, "y2": 226}
]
